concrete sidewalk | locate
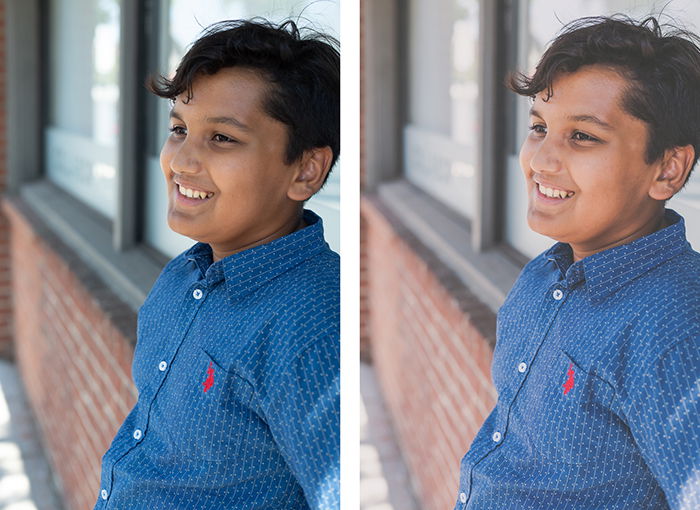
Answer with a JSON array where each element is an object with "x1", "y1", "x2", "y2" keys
[
  {"x1": 0, "y1": 359, "x2": 64, "y2": 510},
  {"x1": 360, "y1": 362, "x2": 420, "y2": 510}
]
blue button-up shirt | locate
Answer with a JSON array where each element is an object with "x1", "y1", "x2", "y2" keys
[
  {"x1": 95, "y1": 210, "x2": 339, "y2": 510},
  {"x1": 455, "y1": 209, "x2": 700, "y2": 510}
]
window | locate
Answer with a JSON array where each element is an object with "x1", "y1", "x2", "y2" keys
[
  {"x1": 46, "y1": 0, "x2": 121, "y2": 220},
  {"x1": 404, "y1": 0, "x2": 479, "y2": 221}
]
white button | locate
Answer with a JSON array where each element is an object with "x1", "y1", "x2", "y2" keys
[
  {"x1": 492, "y1": 431, "x2": 502, "y2": 443},
  {"x1": 133, "y1": 429, "x2": 142, "y2": 441},
  {"x1": 518, "y1": 362, "x2": 527, "y2": 373},
  {"x1": 101, "y1": 489, "x2": 108, "y2": 500},
  {"x1": 459, "y1": 492, "x2": 467, "y2": 503},
  {"x1": 158, "y1": 361, "x2": 167, "y2": 372},
  {"x1": 552, "y1": 289, "x2": 564, "y2": 300},
  {"x1": 193, "y1": 289, "x2": 203, "y2": 299}
]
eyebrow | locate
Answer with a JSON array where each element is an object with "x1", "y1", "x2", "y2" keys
[
  {"x1": 169, "y1": 109, "x2": 251, "y2": 131},
  {"x1": 529, "y1": 108, "x2": 615, "y2": 131}
]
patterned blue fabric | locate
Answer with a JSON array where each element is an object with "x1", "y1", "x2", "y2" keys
[
  {"x1": 95, "y1": 210, "x2": 339, "y2": 510},
  {"x1": 455, "y1": 209, "x2": 700, "y2": 510}
]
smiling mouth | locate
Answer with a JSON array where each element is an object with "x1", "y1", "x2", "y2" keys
[
  {"x1": 176, "y1": 183, "x2": 214, "y2": 200},
  {"x1": 536, "y1": 182, "x2": 575, "y2": 199}
]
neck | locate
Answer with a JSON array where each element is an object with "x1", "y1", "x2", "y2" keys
[
  {"x1": 211, "y1": 212, "x2": 305, "y2": 262},
  {"x1": 571, "y1": 210, "x2": 667, "y2": 262}
]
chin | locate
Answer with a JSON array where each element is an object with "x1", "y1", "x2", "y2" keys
[
  {"x1": 527, "y1": 212, "x2": 564, "y2": 242},
  {"x1": 167, "y1": 216, "x2": 198, "y2": 241}
]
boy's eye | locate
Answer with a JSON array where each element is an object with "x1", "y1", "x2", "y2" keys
[
  {"x1": 528, "y1": 123, "x2": 547, "y2": 135},
  {"x1": 212, "y1": 133, "x2": 238, "y2": 144},
  {"x1": 169, "y1": 126, "x2": 186, "y2": 136},
  {"x1": 572, "y1": 131, "x2": 600, "y2": 143}
]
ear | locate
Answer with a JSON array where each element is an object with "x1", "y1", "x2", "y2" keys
[
  {"x1": 287, "y1": 146, "x2": 334, "y2": 201},
  {"x1": 648, "y1": 145, "x2": 695, "y2": 201}
]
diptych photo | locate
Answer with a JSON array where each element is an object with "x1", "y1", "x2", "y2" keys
[{"x1": 0, "y1": 1, "x2": 699, "y2": 509}]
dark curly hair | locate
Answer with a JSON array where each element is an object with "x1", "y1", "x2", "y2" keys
[
  {"x1": 510, "y1": 15, "x2": 700, "y2": 181},
  {"x1": 148, "y1": 18, "x2": 340, "y2": 175}
]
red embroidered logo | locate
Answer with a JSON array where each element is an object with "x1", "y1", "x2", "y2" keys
[
  {"x1": 563, "y1": 362, "x2": 575, "y2": 395},
  {"x1": 202, "y1": 361, "x2": 215, "y2": 393}
]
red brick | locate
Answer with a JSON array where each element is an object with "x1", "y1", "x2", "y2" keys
[
  {"x1": 363, "y1": 196, "x2": 497, "y2": 510},
  {"x1": 4, "y1": 197, "x2": 137, "y2": 509}
]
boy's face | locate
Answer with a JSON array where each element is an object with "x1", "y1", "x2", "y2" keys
[
  {"x1": 160, "y1": 67, "x2": 302, "y2": 258},
  {"x1": 519, "y1": 65, "x2": 665, "y2": 260}
]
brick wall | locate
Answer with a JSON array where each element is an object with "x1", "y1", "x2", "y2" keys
[
  {"x1": 360, "y1": 214, "x2": 371, "y2": 361},
  {"x1": 362, "y1": 195, "x2": 497, "y2": 510},
  {"x1": 4, "y1": 198, "x2": 137, "y2": 510},
  {"x1": 0, "y1": 0, "x2": 13, "y2": 359},
  {"x1": 359, "y1": 0, "x2": 371, "y2": 362}
]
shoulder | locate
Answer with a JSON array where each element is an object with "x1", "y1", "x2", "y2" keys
[
  {"x1": 600, "y1": 248, "x2": 700, "y2": 396},
  {"x1": 265, "y1": 246, "x2": 340, "y2": 342},
  {"x1": 269, "y1": 241, "x2": 339, "y2": 297},
  {"x1": 628, "y1": 247, "x2": 700, "y2": 335},
  {"x1": 287, "y1": 246, "x2": 340, "y2": 295},
  {"x1": 253, "y1": 250, "x2": 339, "y2": 406},
  {"x1": 232, "y1": 245, "x2": 339, "y2": 370}
]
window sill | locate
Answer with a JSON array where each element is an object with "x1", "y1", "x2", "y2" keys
[
  {"x1": 15, "y1": 180, "x2": 165, "y2": 313},
  {"x1": 368, "y1": 179, "x2": 523, "y2": 315}
]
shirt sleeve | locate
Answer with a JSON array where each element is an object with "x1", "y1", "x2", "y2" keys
[
  {"x1": 625, "y1": 335, "x2": 700, "y2": 510},
  {"x1": 265, "y1": 337, "x2": 340, "y2": 510}
]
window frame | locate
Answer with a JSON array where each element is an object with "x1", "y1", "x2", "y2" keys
[
  {"x1": 363, "y1": 0, "x2": 524, "y2": 313},
  {"x1": 7, "y1": 0, "x2": 165, "y2": 311}
]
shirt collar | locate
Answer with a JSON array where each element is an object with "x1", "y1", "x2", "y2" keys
[
  {"x1": 546, "y1": 209, "x2": 690, "y2": 302},
  {"x1": 185, "y1": 209, "x2": 328, "y2": 301}
]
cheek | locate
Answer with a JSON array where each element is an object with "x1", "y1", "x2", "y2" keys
[
  {"x1": 160, "y1": 142, "x2": 174, "y2": 177},
  {"x1": 209, "y1": 170, "x2": 256, "y2": 206},
  {"x1": 519, "y1": 139, "x2": 534, "y2": 175}
]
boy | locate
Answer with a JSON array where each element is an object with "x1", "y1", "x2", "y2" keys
[
  {"x1": 454, "y1": 16, "x2": 699, "y2": 510},
  {"x1": 94, "y1": 20, "x2": 339, "y2": 510}
]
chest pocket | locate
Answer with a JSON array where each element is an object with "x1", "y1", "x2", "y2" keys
[
  {"x1": 518, "y1": 349, "x2": 629, "y2": 466},
  {"x1": 155, "y1": 348, "x2": 262, "y2": 463}
]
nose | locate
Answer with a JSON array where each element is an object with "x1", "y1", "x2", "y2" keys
[
  {"x1": 167, "y1": 137, "x2": 203, "y2": 176},
  {"x1": 526, "y1": 135, "x2": 563, "y2": 175}
]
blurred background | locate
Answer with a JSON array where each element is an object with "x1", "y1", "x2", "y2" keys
[
  {"x1": 360, "y1": 1, "x2": 700, "y2": 509},
  {"x1": 0, "y1": 1, "x2": 337, "y2": 508}
]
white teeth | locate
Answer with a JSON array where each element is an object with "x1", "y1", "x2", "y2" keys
[
  {"x1": 538, "y1": 183, "x2": 573, "y2": 199},
  {"x1": 178, "y1": 184, "x2": 213, "y2": 199}
]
